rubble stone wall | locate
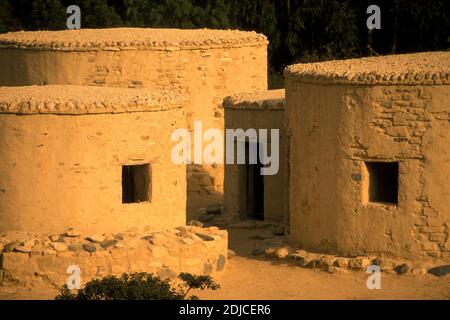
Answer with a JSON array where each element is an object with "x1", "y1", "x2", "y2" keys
[{"x1": 0, "y1": 226, "x2": 228, "y2": 288}]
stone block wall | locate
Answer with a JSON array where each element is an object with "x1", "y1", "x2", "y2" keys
[
  {"x1": 0, "y1": 226, "x2": 227, "y2": 288},
  {"x1": 359, "y1": 85, "x2": 450, "y2": 259}
]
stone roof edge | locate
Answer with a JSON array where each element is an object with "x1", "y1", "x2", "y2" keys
[
  {"x1": 223, "y1": 92, "x2": 285, "y2": 111},
  {"x1": 0, "y1": 97, "x2": 185, "y2": 115},
  {"x1": 0, "y1": 38, "x2": 268, "y2": 52},
  {"x1": 284, "y1": 68, "x2": 450, "y2": 86}
]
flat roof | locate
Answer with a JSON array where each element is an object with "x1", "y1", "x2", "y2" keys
[
  {"x1": 0, "y1": 28, "x2": 268, "y2": 51},
  {"x1": 223, "y1": 89, "x2": 285, "y2": 110},
  {"x1": 0, "y1": 85, "x2": 185, "y2": 115},
  {"x1": 285, "y1": 52, "x2": 450, "y2": 85}
]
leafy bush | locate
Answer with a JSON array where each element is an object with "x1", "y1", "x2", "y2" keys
[
  {"x1": 55, "y1": 272, "x2": 219, "y2": 300},
  {"x1": 178, "y1": 272, "x2": 220, "y2": 299}
]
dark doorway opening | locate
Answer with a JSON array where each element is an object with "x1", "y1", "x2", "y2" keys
[
  {"x1": 365, "y1": 161, "x2": 398, "y2": 204},
  {"x1": 122, "y1": 164, "x2": 151, "y2": 203},
  {"x1": 245, "y1": 141, "x2": 264, "y2": 220}
]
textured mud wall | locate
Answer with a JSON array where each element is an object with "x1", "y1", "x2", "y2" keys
[
  {"x1": 285, "y1": 52, "x2": 450, "y2": 261},
  {"x1": 286, "y1": 82, "x2": 450, "y2": 261},
  {"x1": 223, "y1": 90, "x2": 285, "y2": 222},
  {"x1": 0, "y1": 29, "x2": 268, "y2": 211},
  {"x1": 0, "y1": 86, "x2": 186, "y2": 234}
]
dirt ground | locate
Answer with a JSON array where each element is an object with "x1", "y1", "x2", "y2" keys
[
  {"x1": 0, "y1": 226, "x2": 449, "y2": 300},
  {"x1": 193, "y1": 227, "x2": 450, "y2": 300}
]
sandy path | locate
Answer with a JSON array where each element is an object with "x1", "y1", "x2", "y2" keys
[
  {"x1": 193, "y1": 227, "x2": 450, "y2": 300},
  {"x1": 194, "y1": 256, "x2": 449, "y2": 300}
]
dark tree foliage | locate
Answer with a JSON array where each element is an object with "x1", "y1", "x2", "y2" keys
[
  {"x1": 121, "y1": 0, "x2": 231, "y2": 28},
  {"x1": 61, "y1": 0, "x2": 123, "y2": 27},
  {"x1": 55, "y1": 272, "x2": 220, "y2": 300},
  {"x1": 31, "y1": 0, "x2": 66, "y2": 30},
  {"x1": 178, "y1": 272, "x2": 220, "y2": 299},
  {"x1": 1, "y1": 0, "x2": 449, "y2": 86},
  {"x1": 0, "y1": 0, "x2": 18, "y2": 33}
]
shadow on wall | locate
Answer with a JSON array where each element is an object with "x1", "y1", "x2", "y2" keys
[{"x1": 187, "y1": 164, "x2": 223, "y2": 220}]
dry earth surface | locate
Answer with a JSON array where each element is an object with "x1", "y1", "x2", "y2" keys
[
  {"x1": 194, "y1": 228, "x2": 450, "y2": 300},
  {"x1": 0, "y1": 226, "x2": 449, "y2": 300}
]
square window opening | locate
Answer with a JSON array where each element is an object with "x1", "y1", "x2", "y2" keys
[
  {"x1": 122, "y1": 164, "x2": 151, "y2": 204},
  {"x1": 365, "y1": 162, "x2": 398, "y2": 205}
]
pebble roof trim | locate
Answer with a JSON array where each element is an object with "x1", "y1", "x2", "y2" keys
[
  {"x1": 223, "y1": 89, "x2": 285, "y2": 110},
  {"x1": 0, "y1": 85, "x2": 185, "y2": 115},
  {"x1": 285, "y1": 52, "x2": 450, "y2": 85},
  {"x1": 0, "y1": 28, "x2": 268, "y2": 52}
]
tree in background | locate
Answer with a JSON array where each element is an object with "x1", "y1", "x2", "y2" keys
[
  {"x1": 0, "y1": 0, "x2": 18, "y2": 33},
  {"x1": 122, "y1": 0, "x2": 230, "y2": 28},
  {"x1": 281, "y1": 0, "x2": 360, "y2": 64},
  {"x1": 60, "y1": 0, "x2": 123, "y2": 27},
  {"x1": 31, "y1": 0, "x2": 66, "y2": 30}
]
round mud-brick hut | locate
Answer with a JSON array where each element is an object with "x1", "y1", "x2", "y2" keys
[
  {"x1": 0, "y1": 85, "x2": 186, "y2": 234},
  {"x1": 222, "y1": 90, "x2": 286, "y2": 223},
  {"x1": 285, "y1": 52, "x2": 450, "y2": 261},
  {"x1": 0, "y1": 28, "x2": 269, "y2": 212}
]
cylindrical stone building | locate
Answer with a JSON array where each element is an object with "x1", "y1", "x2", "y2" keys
[
  {"x1": 285, "y1": 52, "x2": 450, "y2": 261},
  {"x1": 0, "y1": 85, "x2": 186, "y2": 234},
  {"x1": 0, "y1": 28, "x2": 269, "y2": 213}
]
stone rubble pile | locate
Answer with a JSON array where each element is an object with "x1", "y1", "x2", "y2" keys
[{"x1": 250, "y1": 232, "x2": 449, "y2": 277}]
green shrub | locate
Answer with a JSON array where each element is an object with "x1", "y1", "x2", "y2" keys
[{"x1": 55, "y1": 272, "x2": 219, "y2": 300}]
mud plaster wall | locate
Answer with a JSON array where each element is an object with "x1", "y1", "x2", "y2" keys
[
  {"x1": 0, "y1": 45, "x2": 268, "y2": 209},
  {"x1": 286, "y1": 81, "x2": 450, "y2": 261},
  {"x1": 223, "y1": 103, "x2": 285, "y2": 222},
  {"x1": 0, "y1": 109, "x2": 186, "y2": 234}
]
